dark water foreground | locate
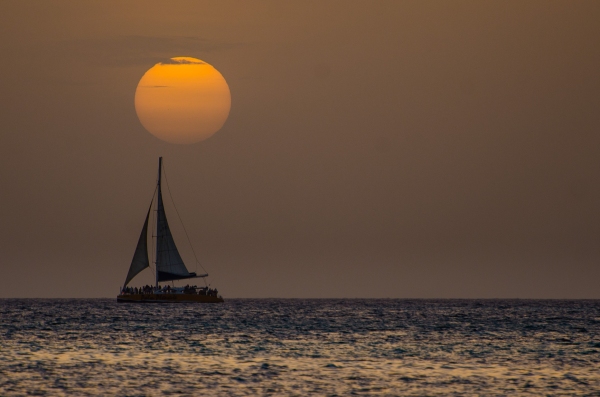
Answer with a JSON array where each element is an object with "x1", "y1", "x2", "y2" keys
[{"x1": 1, "y1": 299, "x2": 599, "y2": 396}]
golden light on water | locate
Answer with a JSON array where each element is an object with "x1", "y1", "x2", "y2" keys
[{"x1": 134, "y1": 57, "x2": 231, "y2": 144}]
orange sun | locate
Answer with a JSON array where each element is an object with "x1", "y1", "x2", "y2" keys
[{"x1": 135, "y1": 57, "x2": 231, "y2": 144}]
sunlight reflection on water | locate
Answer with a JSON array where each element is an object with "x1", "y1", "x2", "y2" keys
[{"x1": 1, "y1": 299, "x2": 599, "y2": 395}]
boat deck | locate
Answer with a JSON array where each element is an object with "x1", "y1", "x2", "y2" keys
[{"x1": 117, "y1": 293, "x2": 224, "y2": 303}]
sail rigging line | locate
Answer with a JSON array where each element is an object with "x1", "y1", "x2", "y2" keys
[{"x1": 161, "y1": 161, "x2": 210, "y2": 283}]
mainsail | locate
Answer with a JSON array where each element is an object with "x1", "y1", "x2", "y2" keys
[
  {"x1": 123, "y1": 202, "x2": 152, "y2": 288},
  {"x1": 155, "y1": 185, "x2": 199, "y2": 282}
]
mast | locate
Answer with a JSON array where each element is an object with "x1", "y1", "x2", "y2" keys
[{"x1": 155, "y1": 156, "x2": 162, "y2": 288}]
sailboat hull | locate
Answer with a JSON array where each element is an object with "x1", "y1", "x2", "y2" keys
[{"x1": 117, "y1": 294, "x2": 224, "y2": 303}]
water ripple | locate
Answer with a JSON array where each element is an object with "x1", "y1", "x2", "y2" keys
[{"x1": 1, "y1": 299, "x2": 599, "y2": 395}]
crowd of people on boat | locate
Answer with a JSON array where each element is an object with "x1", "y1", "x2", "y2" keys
[{"x1": 120, "y1": 284, "x2": 219, "y2": 297}]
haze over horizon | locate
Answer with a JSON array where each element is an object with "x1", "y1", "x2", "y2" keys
[{"x1": 1, "y1": 1, "x2": 599, "y2": 298}]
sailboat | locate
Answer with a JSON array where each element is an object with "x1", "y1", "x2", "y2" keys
[{"x1": 117, "y1": 157, "x2": 224, "y2": 303}]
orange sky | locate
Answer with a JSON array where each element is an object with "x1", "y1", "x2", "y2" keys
[{"x1": 0, "y1": 1, "x2": 599, "y2": 298}]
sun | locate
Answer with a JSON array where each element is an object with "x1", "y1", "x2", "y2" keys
[{"x1": 134, "y1": 57, "x2": 231, "y2": 144}]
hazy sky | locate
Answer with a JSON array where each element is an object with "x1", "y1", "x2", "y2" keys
[{"x1": 1, "y1": 1, "x2": 599, "y2": 298}]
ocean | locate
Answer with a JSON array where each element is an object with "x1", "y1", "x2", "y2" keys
[{"x1": 1, "y1": 299, "x2": 599, "y2": 396}]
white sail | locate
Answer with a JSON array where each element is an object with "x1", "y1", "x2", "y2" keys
[
  {"x1": 155, "y1": 186, "x2": 197, "y2": 282},
  {"x1": 123, "y1": 203, "x2": 152, "y2": 287}
]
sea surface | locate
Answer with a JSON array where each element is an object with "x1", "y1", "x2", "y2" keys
[{"x1": 1, "y1": 299, "x2": 599, "y2": 396}]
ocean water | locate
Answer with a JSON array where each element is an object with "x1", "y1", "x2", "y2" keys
[{"x1": 1, "y1": 299, "x2": 599, "y2": 396}]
